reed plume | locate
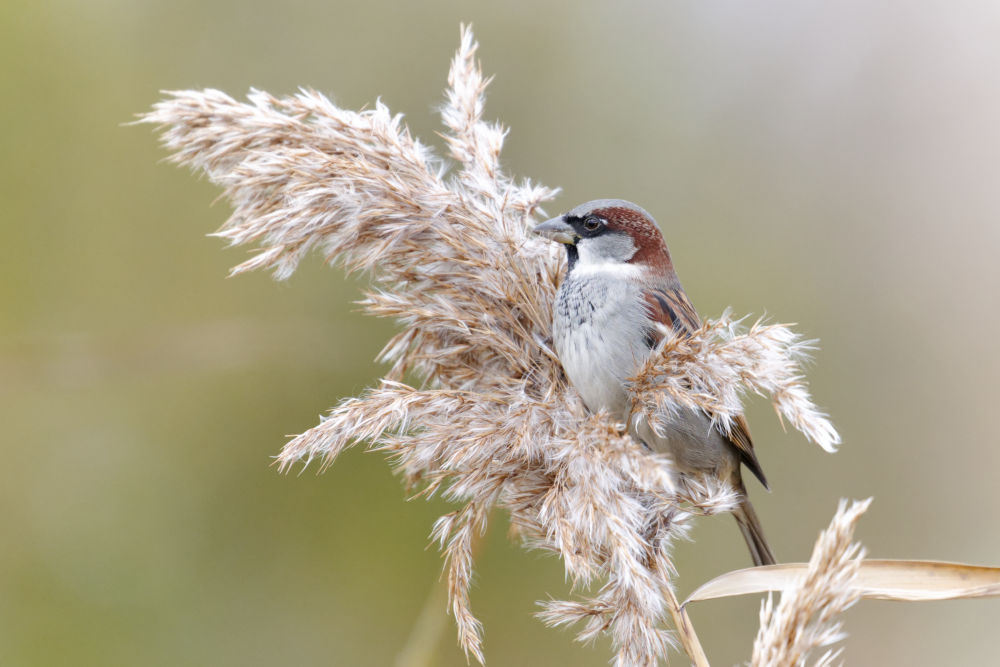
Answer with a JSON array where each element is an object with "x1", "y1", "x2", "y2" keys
[
  {"x1": 140, "y1": 26, "x2": 841, "y2": 665},
  {"x1": 751, "y1": 499, "x2": 870, "y2": 666}
]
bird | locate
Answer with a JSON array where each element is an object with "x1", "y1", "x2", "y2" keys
[{"x1": 533, "y1": 199, "x2": 776, "y2": 566}]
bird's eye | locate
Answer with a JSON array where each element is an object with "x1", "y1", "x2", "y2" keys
[{"x1": 582, "y1": 216, "x2": 604, "y2": 232}]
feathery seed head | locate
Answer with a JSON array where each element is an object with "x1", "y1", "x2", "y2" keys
[{"x1": 139, "y1": 25, "x2": 839, "y2": 665}]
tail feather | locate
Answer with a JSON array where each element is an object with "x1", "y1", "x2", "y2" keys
[{"x1": 733, "y1": 494, "x2": 776, "y2": 566}]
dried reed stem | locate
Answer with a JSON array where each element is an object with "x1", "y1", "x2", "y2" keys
[
  {"x1": 396, "y1": 526, "x2": 490, "y2": 667},
  {"x1": 394, "y1": 577, "x2": 448, "y2": 667},
  {"x1": 663, "y1": 586, "x2": 709, "y2": 667}
]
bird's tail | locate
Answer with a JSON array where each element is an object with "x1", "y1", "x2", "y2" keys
[{"x1": 732, "y1": 490, "x2": 776, "y2": 567}]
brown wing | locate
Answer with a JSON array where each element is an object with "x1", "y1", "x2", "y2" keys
[
  {"x1": 643, "y1": 285, "x2": 769, "y2": 489},
  {"x1": 642, "y1": 286, "x2": 701, "y2": 342}
]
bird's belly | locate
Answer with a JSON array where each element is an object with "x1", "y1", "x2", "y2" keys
[
  {"x1": 558, "y1": 326, "x2": 630, "y2": 414},
  {"x1": 632, "y1": 409, "x2": 740, "y2": 479},
  {"x1": 553, "y1": 278, "x2": 649, "y2": 417}
]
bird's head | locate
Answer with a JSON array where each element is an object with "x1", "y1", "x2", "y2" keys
[{"x1": 532, "y1": 199, "x2": 674, "y2": 276}]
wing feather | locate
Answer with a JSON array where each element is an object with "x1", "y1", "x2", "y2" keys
[{"x1": 642, "y1": 284, "x2": 769, "y2": 488}]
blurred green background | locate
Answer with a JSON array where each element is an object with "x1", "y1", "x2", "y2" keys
[{"x1": 4, "y1": 1, "x2": 1000, "y2": 665}]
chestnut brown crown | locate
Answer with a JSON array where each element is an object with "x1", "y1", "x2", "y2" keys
[{"x1": 534, "y1": 199, "x2": 675, "y2": 274}]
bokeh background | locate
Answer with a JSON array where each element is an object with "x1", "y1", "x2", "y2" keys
[{"x1": 4, "y1": 1, "x2": 1000, "y2": 665}]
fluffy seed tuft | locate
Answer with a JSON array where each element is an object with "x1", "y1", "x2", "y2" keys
[{"x1": 139, "y1": 26, "x2": 838, "y2": 665}]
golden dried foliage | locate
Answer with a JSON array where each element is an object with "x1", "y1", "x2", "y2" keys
[{"x1": 141, "y1": 27, "x2": 842, "y2": 666}]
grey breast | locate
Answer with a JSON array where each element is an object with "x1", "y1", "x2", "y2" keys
[{"x1": 553, "y1": 273, "x2": 650, "y2": 417}]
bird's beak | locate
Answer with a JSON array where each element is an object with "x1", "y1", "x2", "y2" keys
[{"x1": 532, "y1": 217, "x2": 576, "y2": 245}]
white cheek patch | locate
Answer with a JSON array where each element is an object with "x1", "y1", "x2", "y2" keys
[
  {"x1": 573, "y1": 233, "x2": 641, "y2": 278},
  {"x1": 570, "y1": 261, "x2": 643, "y2": 279}
]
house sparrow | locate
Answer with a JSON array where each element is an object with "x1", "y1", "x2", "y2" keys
[{"x1": 533, "y1": 199, "x2": 776, "y2": 566}]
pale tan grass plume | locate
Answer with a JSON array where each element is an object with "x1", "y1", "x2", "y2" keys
[
  {"x1": 140, "y1": 26, "x2": 846, "y2": 666},
  {"x1": 751, "y1": 499, "x2": 870, "y2": 666}
]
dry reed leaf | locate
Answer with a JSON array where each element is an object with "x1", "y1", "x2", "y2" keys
[{"x1": 686, "y1": 559, "x2": 1000, "y2": 605}]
